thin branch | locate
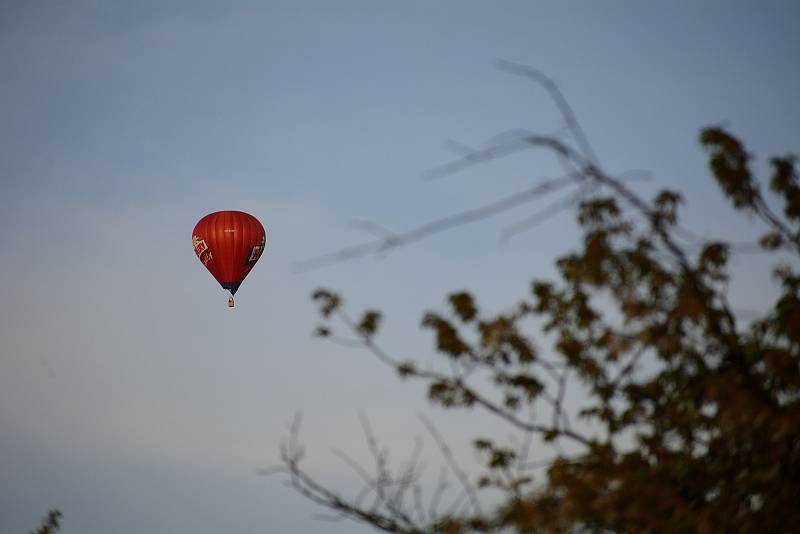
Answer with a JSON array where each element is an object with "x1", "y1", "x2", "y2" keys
[
  {"x1": 389, "y1": 437, "x2": 425, "y2": 518},
  {"x1": 418, "y1": 414, "x2": 484, "y2": 517},
  {"x1": 359, "y1": 414, "x2": 417, "y2": 527},
  {"x1": 425, "y1": 131, "x2": 535, "y2": 180},
  {"x1": 496, "y1": 59, "x2": 600, "y2": 167},
  {"x1": 443, "y1": 490, "x2": 470, "y2": 518},
  {"x1": 280, "y1": 415, "x2": 427, "y2": 534},
  {"x1": 330, "y1": 308, "x2": 594, "y2": 448},
  {"x1": 412, "y1": 482, "x2": 426, "y2": 525},
  {"x1": 553, "y1": 369, "x2": 572, "y2": 432},
  {"x1": 295, "y1": 173, "x2": 580, "y2": 271},
  {"x1": 323, "y1": 335, "x2": 365, "y2": 348},
  {"x1": 442, "y1": 139, "x2": 480, "y2": 158},
  {"x1": 754, "y1": 195, "x2": 800, "y2": 254},
  {"x1": 428, "y1": 466, "x2": 450, "y2": 521},
  {"x1": 501, "y1": 188, "x2": 585, "y2": 244},
  {"x1": 349, "y1": 219, "x2": 398, "y2": 240},
  {"x1": 331, "y1": 448, "x2": 376, "y2": 490}
]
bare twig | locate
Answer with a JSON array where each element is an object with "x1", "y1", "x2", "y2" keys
[
  {"x1": 428, "y1": 466, "x2": 450, "y2": 521},
  {"x1": 349, "y1": 219, "x2": 398, "y2": 240},
  {"x1": 330, "y1": 307, "x2": 594, "y2": 448},
  {"x1": 496, "y1": 60, "x2": 600, "y2": 167},
  {"x1": 425, "y1": 130, "x2": 536, "y2": 180},
  {"x1": 418, "y1": 414, "x2": 484, "y2": 517},
  {"x1": 295, "y1": 173, "x2": 580, "y2": 271},
  {"x1": 500, "y1": 188, "x2": 585, "y2": 244},
  {"x1": 279, "y1": 415, "x2": 428, "y2": 534}
]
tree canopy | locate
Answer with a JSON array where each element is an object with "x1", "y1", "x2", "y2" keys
[{"x1": 277, "y1": 66, "x2": 800, "y2": 533}]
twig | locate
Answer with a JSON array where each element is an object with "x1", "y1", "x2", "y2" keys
[
  {"x1": 496, "y1": 60, "x2": 600, "y2": 167},
  {"x1": 295, "y1": 173, "x2": 580, "y2": 271},
  {"x1": 418, "y1": 414, "x2": 484, "y2": 517}
]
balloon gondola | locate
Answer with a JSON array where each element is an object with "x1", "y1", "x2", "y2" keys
[{"x1": 192, "y1": 211, "x2": 266, "y2": 307}]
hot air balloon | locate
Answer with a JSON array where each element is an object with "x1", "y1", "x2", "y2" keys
[{"x1": 192, "y1": 211, "x2": 266, "y2": 307}]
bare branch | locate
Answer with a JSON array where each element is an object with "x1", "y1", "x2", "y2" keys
[
  {"x1": 350, "y1": 219, "x2": 398, "y2": 240},
  {"x1": 295, "y1": 173, "x2": 580, "y2": 271},
  {"x1": 389, "y1": 437, "x2": 425, "y2": 520},
  {"x1": 418, "y1": 414, "x2": 484, "y2": 517},
  {"x1": 328, "y1": 306, "x2": 594, "y2": 448},
  {"x1": 428, "y1": 466, "x2": 450, "y2": 521},
  {"x1": 279, "y1": 415, "x2": 428, "y2": 534},
  {"x1": 331, "y1": 448, "x2": 376, "y2": 491},
  {"x1": 500, "y1": 188, "x2": 585, "y2": 244},
  {"x1": 425, "y1": 130, "x2": 535, "y2": 180},
  {"x1": 496, "y1": 59, "x2": 600, "y2": 167}
]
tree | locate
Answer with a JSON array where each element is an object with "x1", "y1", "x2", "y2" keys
[{"x1": 275, "y1": 64, "x2": 800, "y2": 533}]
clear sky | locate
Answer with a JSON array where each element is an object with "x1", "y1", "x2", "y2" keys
[{"x1": 1, "y1": 1, "x2": 798, "y2": 532}]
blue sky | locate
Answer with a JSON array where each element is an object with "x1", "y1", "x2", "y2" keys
[{"x1": 1, "y1": 1, "x2": 799, "y2": 532}]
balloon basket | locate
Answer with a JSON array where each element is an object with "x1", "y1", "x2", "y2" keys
[{"x1": 228, "y1": 297, "x2": 235, "y2": 308}]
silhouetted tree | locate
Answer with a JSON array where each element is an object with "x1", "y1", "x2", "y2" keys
[{"x1": 277, "y1": 64, "x2": 800, "y2": 533}]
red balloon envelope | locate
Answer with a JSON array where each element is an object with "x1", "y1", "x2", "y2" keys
[{"x1": 192, "y1": 211, "x2": 266, "y2": 296}]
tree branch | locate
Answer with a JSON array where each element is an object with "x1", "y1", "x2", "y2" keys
[{"x1": 295, "y1": 173, "x2": 580, "y2": 271}]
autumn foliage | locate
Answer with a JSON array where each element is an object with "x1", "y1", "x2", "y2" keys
[{"x1": 281, "y1": 69, "x2": 800, "y2": 533}]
